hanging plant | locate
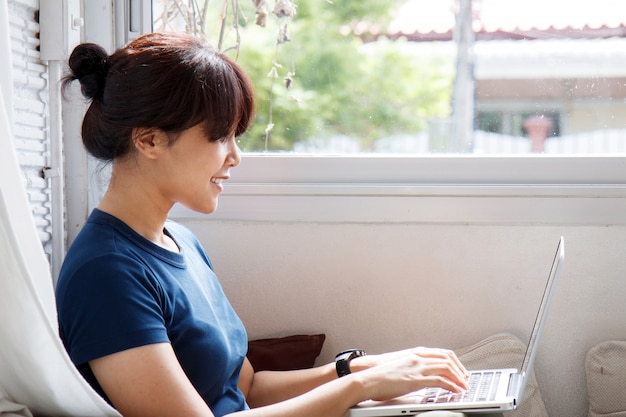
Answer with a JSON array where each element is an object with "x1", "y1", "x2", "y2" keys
[{"x1": 153, "y1": 0, "x2": 298, "y2": 151}]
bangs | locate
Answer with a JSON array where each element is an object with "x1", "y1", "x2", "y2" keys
[
  {"x1": 109, "y1": 33, "x2": 255, "y2": 141},
  {"x1": 187, "y1": 48, "x2": 255, "y2": 141}
]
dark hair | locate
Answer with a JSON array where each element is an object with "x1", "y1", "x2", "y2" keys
[{"x1": 63, "y1": 32, "x2": 255, "y2": 161}]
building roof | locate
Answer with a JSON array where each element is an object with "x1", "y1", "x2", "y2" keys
[
  {"x1": 381, "y1": 36, "x2": 626, "y2": 79},
  {"x1": 363, "y1": 0, "x2": 626, "y2": 41},
  {"x1": 478, "y1": 37, "x2": 626, "y2": 78}
]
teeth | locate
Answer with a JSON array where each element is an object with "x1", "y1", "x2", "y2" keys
[{"x1": 211, "y1": 178, "x2": 222, "y2": 184}]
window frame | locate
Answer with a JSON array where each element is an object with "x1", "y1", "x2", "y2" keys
[
  {"x1": 80, "y1": 2, "x2": 626, "y2": 227},
  {"x1": 169, "y1": 155, "x2": 626, "y2": 225}
]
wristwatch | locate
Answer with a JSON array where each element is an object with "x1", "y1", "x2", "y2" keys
[{"x1": 335, "y1": 349, "x2": 367, "y2": 377}]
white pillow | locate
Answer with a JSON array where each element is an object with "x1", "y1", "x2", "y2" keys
[
  {"x1": 0, "y1": 93, "x2": 120, "y2": 416},
  {"x1": 585, "y1": 340, "x2": 626, "y2": 417},
  {"x1": 455, "y1": 333, "x2": 548, "y2": 417}
]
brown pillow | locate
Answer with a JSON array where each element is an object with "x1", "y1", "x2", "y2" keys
[{"x1": 247, "y1": 334, "x2": 326, "y2": 371}]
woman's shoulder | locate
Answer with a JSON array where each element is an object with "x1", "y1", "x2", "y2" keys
[
  {"x1": 58, "y1": 236, "x2": 154, "y2": 293},
  {"x1": 59, "y1": 210, "x2": 163, "y2": 286},
  {"x1": 64, "y1": 210, "x2": 137, "y2": 263}
]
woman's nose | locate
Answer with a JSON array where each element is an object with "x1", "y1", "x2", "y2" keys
[{"x1": 228, "y1": 138, "x2": 241, "y2": 167}]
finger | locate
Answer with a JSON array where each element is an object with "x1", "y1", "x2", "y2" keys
[
  {"x1": 412, "y1": 348, "x2": 469, "y2": 378},
  {"x1": 443, "y1": 349, "x2": 469, "y2": 377},
  {"x1": 421, "y1": 374, "x2": 469, "y2": 394},
  {"x1": 419, "y1": 362, "x2": 470, "y2": 391}
]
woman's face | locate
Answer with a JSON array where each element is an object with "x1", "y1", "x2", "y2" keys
[{"x1": 153, "y1": 123, "x2": 241, "y2": 214}]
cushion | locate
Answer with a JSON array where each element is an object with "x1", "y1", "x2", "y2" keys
[
  {"x1": 454, "y1": 333, "x2": 548, "y2": 417},
  {"x1": 248, "y1": 334, "x2": 326, "y2": 371},
  {"x1": 585, "y1": 340, "x2": 626, "y2": 417},
  {"x1": 0, "y1": 92, "x2": 120, "y2": 416}
]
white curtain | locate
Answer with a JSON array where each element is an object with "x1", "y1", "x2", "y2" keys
[{"x1": 0, "y1": 3, "x2": 120, "y2": 415}]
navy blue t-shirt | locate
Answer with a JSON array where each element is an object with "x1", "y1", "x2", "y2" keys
[{"x1": 56, "y1": 209, "x2": 249, "y2": 417}]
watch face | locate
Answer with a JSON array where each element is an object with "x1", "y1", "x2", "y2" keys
[
  {"x1": 337, "y1": 351, "x2": 353, "y2": 360},
  {"x1": 336, "y1": 350, "x2": 349, "y2": 360},
  {"x1": 336, "y1": 349, "x2": 366, "y2": 360}
]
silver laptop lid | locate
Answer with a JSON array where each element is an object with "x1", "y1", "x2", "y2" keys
[{"x1": 517, "y1": 236, "x2": 564, "y2": 401}]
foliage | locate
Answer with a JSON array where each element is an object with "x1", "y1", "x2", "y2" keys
[{"x1": 197, "y1": 0, "x2": 455, "y2": 152}]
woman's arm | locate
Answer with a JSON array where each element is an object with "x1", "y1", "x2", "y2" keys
[
  {"x1": 91, "y1": 343, "x2": 469, "y2": 417},
  {"x1": 241, "y1": 347, "x2": 470, "y2": 413},
  {"x1": 234, "y1": 347, "x2": 469, "y2": 417},
  {"x1": 241, "y1": 351, "x2": 400, "y2": 407},
  {"x1": 89, "y1": 343, "x2": 215, "y2": 417},
  {"x1": 242, "y1": 358, "x2": 338, "y2": 408}
]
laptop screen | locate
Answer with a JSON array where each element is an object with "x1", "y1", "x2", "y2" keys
[{"x1": 518, "y1": 237, "x2": 564, "y2": 395}]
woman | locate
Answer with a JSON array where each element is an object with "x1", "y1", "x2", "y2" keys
[{"x1": 56, "y1": 32, "x2": 476, "y2": 417}]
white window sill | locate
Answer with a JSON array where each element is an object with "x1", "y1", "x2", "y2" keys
[{"x1": 169, "y1": 155, "x2": 626, "y2": 225}]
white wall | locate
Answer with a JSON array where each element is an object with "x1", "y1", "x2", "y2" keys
[
  {"x1": 177, "y1": 217, "x2": 626, "y2": 417},
  {"x1": 169, "y1": 155, "x2": 626, "y2": 417}
]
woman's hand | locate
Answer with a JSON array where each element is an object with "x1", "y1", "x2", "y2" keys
[
  {"x1": 350, "y1": 347, "x2": 470, "y2": 402},
  {"x1": 230, "y1": 346, "x2": 470, "y2": 417}
]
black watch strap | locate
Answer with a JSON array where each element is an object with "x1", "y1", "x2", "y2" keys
[{"x1": 335, "y1": 349, "x2": 366, "y2": 377}]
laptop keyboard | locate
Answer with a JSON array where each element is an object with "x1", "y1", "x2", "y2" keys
[{"x1": 419, "y1": 371, "x2": 502, "y2": 404}]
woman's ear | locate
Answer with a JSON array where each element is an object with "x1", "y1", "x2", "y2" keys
[{"x1": 132, "y1": 127, "x2": 168, "y2": 159}]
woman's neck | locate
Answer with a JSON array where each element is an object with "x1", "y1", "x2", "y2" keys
[{"x1": 98, "y1": 163, "x2": 179, "y2": 252}]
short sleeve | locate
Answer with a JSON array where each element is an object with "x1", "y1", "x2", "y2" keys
[{"x1": 57, "y1": 253, "x2": 171, "y2": 366}]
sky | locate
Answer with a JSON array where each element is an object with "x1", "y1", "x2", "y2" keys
[{"x1": 389, "y1": 0, "x2": 626, "y2": 35}]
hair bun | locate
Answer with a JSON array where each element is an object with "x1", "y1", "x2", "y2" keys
[{"x1": 67, "y1": 43, "x2": 110, "y2": 100}]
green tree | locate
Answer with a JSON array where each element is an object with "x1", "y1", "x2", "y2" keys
[{"x1": 207, "y1": 0, "x2": 454, "y2": 152}]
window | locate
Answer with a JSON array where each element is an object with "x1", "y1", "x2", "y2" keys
[
  {"x1": 152, "y1": 0, "x2": 626, "y2": 156},
  {"x1": 75, "y1": 0, "x2": 626, "y2": 225}
]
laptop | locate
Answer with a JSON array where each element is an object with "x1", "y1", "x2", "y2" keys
[{"x1": 347, "y1": 236, "x2": 565, "y2": 416}]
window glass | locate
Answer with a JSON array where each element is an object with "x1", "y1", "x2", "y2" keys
[{"x1": 152, "y1": 0, "x2": 626, "y2": 155}]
